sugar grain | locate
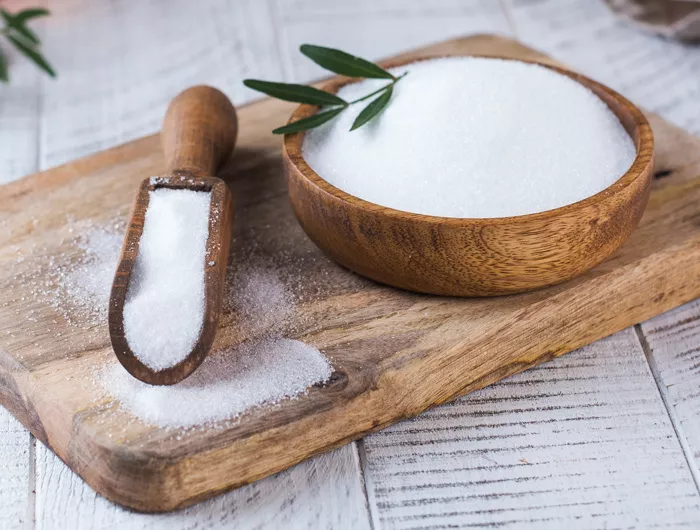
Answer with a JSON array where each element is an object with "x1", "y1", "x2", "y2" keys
[
  {"x1": 104, "y1": 338, "x2": 332, "y2": 428},
  {"x1": 34, "y1": 220, "x2": 123, "y2": 328},
  {"x1": 303, "y1": 57, "x2": 636, "y2": 218},
  {"x1": 225, "y1": 263, "x2": 292, "y2": 336},
  {"x1": 101, "y1": 264, "x2": 332, "y2": 429},
  {"x1": 123, "y1": 189, "x2": 211, "y2": 371}
]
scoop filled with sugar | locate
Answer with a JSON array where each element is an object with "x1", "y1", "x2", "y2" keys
[
  {"x1": 284, "y1": 55, "x2": 654, "y2": 296},
  {"x1": 109, "y1": 86, "x2": 238, "y2": 385}
]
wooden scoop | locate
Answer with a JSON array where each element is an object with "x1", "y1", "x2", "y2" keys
[{"x1": 109, "y1": 86, "x2": 237, "y2": 385}]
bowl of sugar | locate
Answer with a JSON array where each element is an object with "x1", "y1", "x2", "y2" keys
[{"x1": 283, "y1": 56, "x2": 654, "y2": 296}]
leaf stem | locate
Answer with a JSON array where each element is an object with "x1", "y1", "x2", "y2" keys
[{"x1": 348, "y1": 71, "x2": 407, "y2": 105}]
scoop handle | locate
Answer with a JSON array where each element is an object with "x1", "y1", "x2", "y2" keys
[{"x1": 162, "y1": 85, "x2": 238, "y2": 177}]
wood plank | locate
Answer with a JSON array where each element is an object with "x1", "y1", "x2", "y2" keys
[
  {"x1": 35, "y1": 443, "x2": 370, "y2": 530},
  {"x1": 1, "y1": 34, "x2": 699, "y2": 513},
  {"x1": 0, "y1": 410, "x2": 32, "y2": 530},
  {"x1": 0, "y1": 0, "x2": 42, "y2": 183},
  {"x1": 506, "y1": 0, "x2": 700, "y2": 135},
  {"x1": 640, "y1": 300, "x2": 700, "y2": 482},
  {"x1": 38, "y1": 0, "x2": 285, "y2": 169},
  {"x1": 507, "y1": 1, "x2": 700, "y2": 502},
  {"x1": 276, "y1": 0, "x2": 510, "y2": 82},
  {"x1": 277, "y1": 0, "x2": 486, "y2": 16},
  {"x1": 361, "y1": 329, "x2": 700, "y2": 529}
]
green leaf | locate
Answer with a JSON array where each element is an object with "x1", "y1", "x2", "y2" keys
[
  {"x1": 0, "y1": 9, "x2": 15, "y2": 33},
  {"x1": 300, "y1": 44, "x2": 394, "y2": 80},
  {"x1": 14, "y1": 8, "x2": 50, "y2": 24},
  {"x1": 0, "y1": 48, "x2": 8, "y2": 83},
  {"x1": 8, "y1": 24, "x2": 40, "y2": 46},
  {"x1": 272, "y1": 107, "x2": 345, "y2": 135},
  {"x1": 7, "y1": 34, "x2": 56, "y2": 78},
  {"x1": 1, "y1": 9, "x2": 41, "y2": 45},
  {"x1": 244, "y1": 79, "x2": 346, "y2": 106},
  {"x1": 350, "y1": 86, "x2": 392, "y2": 131}
]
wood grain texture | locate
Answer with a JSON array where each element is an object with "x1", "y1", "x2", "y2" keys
[
  {"x1": 361, "y1": 329, "x2": 700, "y2": 529},
  {"x1": 0, "y1": 0, "x2": 42, "y2": 185},
  {"x1": 504, "y1": 5, "x2": 700, "y2": 498},
  {"x1": 640, "y1": 300, "x2": 700, "y2": 480},
  {"x1": 284, "y1": 57, "x2": 654, "y2": 296},
  {"x1": 0, "y1": 35, "x2": 698, "y2": 513},
  {"x1": 276, "y1": 0, "x2": 510, "y2": 83},
  {"x1": 34, "y1": 443, "x2": 370, "y2": 530},
  {"x1": 161, "y1": 86, "x2": 239, "y2": 178},
  {"x1": 278, "y1": 0, "x2": 491, "y2": 16},
  {"x1": 0, "y1": 410, "x2": 32, "y2": 530},
  {"x1": 36, "y1": 0, "x2": 284, "y2": 170},
  {"x1": 109, "y1": 87, "x2": 237, "y2": 385}
]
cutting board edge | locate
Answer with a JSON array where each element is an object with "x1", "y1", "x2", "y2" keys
[{"x1": 3, "y1": 237, "x2": 698, "y2": 513}]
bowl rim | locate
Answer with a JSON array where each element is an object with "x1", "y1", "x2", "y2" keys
[{"x1": 283, "y1": 54, "x2": 655, "y2": 225}]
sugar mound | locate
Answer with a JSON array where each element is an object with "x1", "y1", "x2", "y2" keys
[
  {"x1": 123, "y1": 189, "x2": 211, "y2": 371},
  {"x1": 104, "y1": 338, "x2": 331, "y2": 428},
  {"x1": 303, "y1": 57, "x2": 636, "y2": 218},
  {"x1": 100, "y1": 254, "x2": 332, "y2": 429}
]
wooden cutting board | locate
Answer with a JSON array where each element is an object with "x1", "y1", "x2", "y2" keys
[{"x1": 1, "y1": 35, "x2": 699, "y2": 513}]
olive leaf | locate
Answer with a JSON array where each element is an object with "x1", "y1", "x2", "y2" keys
[
  {"x1": 0, "y1": 48, "x2": 7, "y2": 82},
  {"x1": 0, "y1": 7, "x2": 55, "y2": 83},
  {"x1": 300, "y1": 44, "x2": 394, "y2": 80},
  {"x1": 243, "y1": 79, "x2": 347, "y2": 107},
  {"x1": 244, "y1": 44, "x2": 406, "y2": 133},
  {"x1": 351, "y1": 86, "x2": 393, "y2": 131},
  {"x1": 1, "y1": 9, "x2": 39, "y2": 45},
  {"x1": 272, "y1": 107, "x2": 346, "y2": 135},
  {"x1": 12, "y1": 8, "x2": 50, "y2": 25},
  {"x1": 7, "y1": 34, "x2": 55, "y2": 78}
]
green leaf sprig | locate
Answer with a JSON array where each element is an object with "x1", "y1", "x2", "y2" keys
[
  {"x1": 244, "y1": 44, "x2": 407, "y2": 134},
  {"x1": 0, "y1": 7, "x2": 55, "y2": 83}
]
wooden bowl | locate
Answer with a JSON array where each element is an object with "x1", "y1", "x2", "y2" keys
[{"x1": 282, "y1": 57, "x2": 654, "y2": 296}]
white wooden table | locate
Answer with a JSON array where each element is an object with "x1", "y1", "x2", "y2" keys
[{"x1": 1, "y1": 0, "x2": 700, "y2": 528}]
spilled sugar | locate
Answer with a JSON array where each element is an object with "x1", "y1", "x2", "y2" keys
[
  {"x1": 303, "y1": 56, "x2": 637, "y2": 218},
  {"x1": 24, "y1": 216, "x2": 332, "y2": 429},
  {"x1": 37, "y1": 220, "x2": 124, "y2": 328},
  {"x1": 100, "y1": 262, "x2": 332, "y2": 429},
  {"x1": 103, "y1": 338, "x2": 332, "y2": 429},
  {"x1": 56, "y1": 229, "x2": 122, "y2": 324},
  {"x1": 225, "y1": 262, "x2": 293, "y2": 336},
  {"x1": 124, "y1": 189, "x2": 211, "y2": 371}
]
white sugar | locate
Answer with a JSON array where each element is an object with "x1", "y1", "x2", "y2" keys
[
  {"x1": 104, "y1": 338, "x2": 332, "y2": 428},
  {"x1": 225, "y1": 264, "x2": 293, "y2": 336},
  {"x1": 59, "y1": 229, "x2": 122, "y2": 324},
  {"x1": 34, "y1": 217, "x2": 332, "y2": 429},
  {"x1": 123, "y1": 189, "x2": 211, "y2": 371},
  {"x1": 303, "y1": 57, "x2": 636, "y2": 218},
  {"x1": 101, "y1": 264, "x2": 332, "y2": 429},
  {"x1": 35, "y1": 220, "x2": 123, "y2": 329}
]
